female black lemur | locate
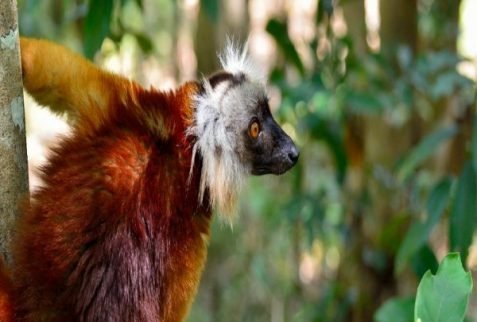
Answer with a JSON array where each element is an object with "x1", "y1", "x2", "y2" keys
[{"x1": 0, "y1": 38, "x2": 299, "y2": 322}]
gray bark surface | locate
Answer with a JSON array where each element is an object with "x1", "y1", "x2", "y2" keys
[{"x1": 0, "y1": 0, "x2": 29, "y2": 260}]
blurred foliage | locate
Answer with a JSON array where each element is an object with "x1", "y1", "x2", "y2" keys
[
  {"x1": 264, "y1": 1, "x2": 476, "y2": 321},
  {"x1": 18, "y1": 0, "x2": 477, "y2": 321},
  {"x1": 18, "y1": 0, "x2": 169, "y2": 68}
]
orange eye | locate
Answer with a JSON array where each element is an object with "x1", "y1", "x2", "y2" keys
[{"x1": 249, "y1": 120, "x2": 260, "y2": 139}]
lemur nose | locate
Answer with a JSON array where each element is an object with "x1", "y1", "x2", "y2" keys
[{"x1": 288, "y1": 146, "x2": 299, "y2": 164}]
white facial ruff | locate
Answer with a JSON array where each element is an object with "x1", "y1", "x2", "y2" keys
[{"x1": 188, "y1": 40, "x2": 266, "y2": 221}]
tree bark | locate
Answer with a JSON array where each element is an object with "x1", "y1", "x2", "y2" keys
[
  {"x1": 194, "y1": 4, "x2": 220, "y2": 75},
  {"x1": 342, "y1": 0, "x2": 367, "y2": 56},
  {"x1": 430, "y1": 0, "x2": 467, "y2": 176},
  {"x1": 0, "y1": 0, "x2": 29, "y2": 261},
  {"x1": 380, "y1": 0, "x2": 418, "y2": 55},
  {"x1": 195, "y1": 0, "x2": 249, "y2": 75}
]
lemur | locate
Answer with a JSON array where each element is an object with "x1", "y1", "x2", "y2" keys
[{"x1": 0, "y1": 38, "x2": 298, "y2": 322}]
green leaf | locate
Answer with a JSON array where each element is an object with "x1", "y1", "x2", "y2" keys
[
  {"x1": 395, "y1": 178, "x2": 452, "y2": 273},
  {"x1": 374, "y1": 296, "x2": 414, "y2": 322},
  {"x1": 449, "y1": 161, "x2": 477, "y2": 264},
  {"x1": 266, "y1": 19, "x2": 305, "y2": 77},
  {"x1": 397, "y1": 126, "x2": 458, "y2": 181},
  {"x1": 83, "y1": 0, "x2": 114, "y2": 59},
  {"x1": 201, "y1": 0, "x2": 220, "y2": 23},
  {"x1": 471, "y1": 116, "x2": 477, "y2": 173},
  {"x1": 410, "y1": 245, "x2": 438, "y2": 279},
  {"x1": 414, "y1": 253, "x2": 473, "y2": 322},
  {"x1": 430, "y1": 71, "x2": 473, "y2": 100},
  {"x1": 132, "y1": 32, "x2": 153, "y2": 53},
  {"x1": 135, "y1": 0, "x2": 143, "y2": 9}
]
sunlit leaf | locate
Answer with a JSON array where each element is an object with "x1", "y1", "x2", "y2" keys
[
  {"x1": 83, "y1": 0, "x2": 114, "y2": 59},
  {"x1": 374, "y1": 296, "x2": 414, "y2": 322},
  {"x1": 397, "y1": 126, "x2": 457, "y2": 181},
  {"x1": 415, "y1": 253, "x2": 472, "y2": 322},
  {"x1": 449, "y1": 161, "x2": 477, "y2": 264},
  {"x1": 395, "y1": 178, "x2": 452, "y2": 273},
  {"x1": 266, "y1": 19, "x2": 305, "y2": 77}
]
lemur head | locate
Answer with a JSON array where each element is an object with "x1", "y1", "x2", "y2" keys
[{"x1": 189, "y1": 41, "x2": 299, "y2": 218}]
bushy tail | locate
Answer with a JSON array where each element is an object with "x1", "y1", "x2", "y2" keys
[
  {"x1": 20, "y1": 37, "x2": 136, "y2": 133},
  {"x1": 0, "y1": 258, "x2": 14, "y2": 322}
]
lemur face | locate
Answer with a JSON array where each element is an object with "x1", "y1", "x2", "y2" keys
[
  {"x1": 207, "y1": 71, "x2": 299, "y2": 175},
  {"x1": 189, "y1": 42, "x2": 299, "y2": 216}
]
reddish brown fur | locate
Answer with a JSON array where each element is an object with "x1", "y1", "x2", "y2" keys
[
  {"x1": 0, "y1": 260, "x2": 14, "y2": 321},
  {"x1": 2, "y1": 38, "x2": 214, "y2": 322}
]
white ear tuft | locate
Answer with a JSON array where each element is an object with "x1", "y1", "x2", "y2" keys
[{"x1": 219, "y1": 38, "x2": 265, "y2": 84}]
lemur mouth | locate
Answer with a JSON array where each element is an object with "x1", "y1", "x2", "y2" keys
[
  {"x1": 252, "y1": 151, "x2": 300, "y2": 176},
  {"x1": 252, "y1": 167, "x2": 274, "y2": 175},
  {"x1": 253, "y1": 167, "x2": 289, "y2": 176}
]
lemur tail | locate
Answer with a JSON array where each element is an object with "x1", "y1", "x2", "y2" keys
[
  {"x1": 0, "y1": 259, "x2": 15, "y2": 322},
  {"x1": 20, "y1": 37, "x2": 138, "y2": 132}
]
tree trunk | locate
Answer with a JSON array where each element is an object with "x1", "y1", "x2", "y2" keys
[
  {"x1": 0, "y1": 0, "x2": 29, "y2": 261},
  {"x1": 195, "y1": 0, "x2": 249, "y2": 75},
  {"x1": 342, "y1": 0, "x2": 367, "y2": 56},
  {"x1": 194, "y1": 4, "x2": 220, "y2": 75},
  {"x1": 430, "y1": 0, "x2": 467, "y2": 176},
  {"x1": 380, "y1": 0, "x2": 417, "y2": 55}
]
